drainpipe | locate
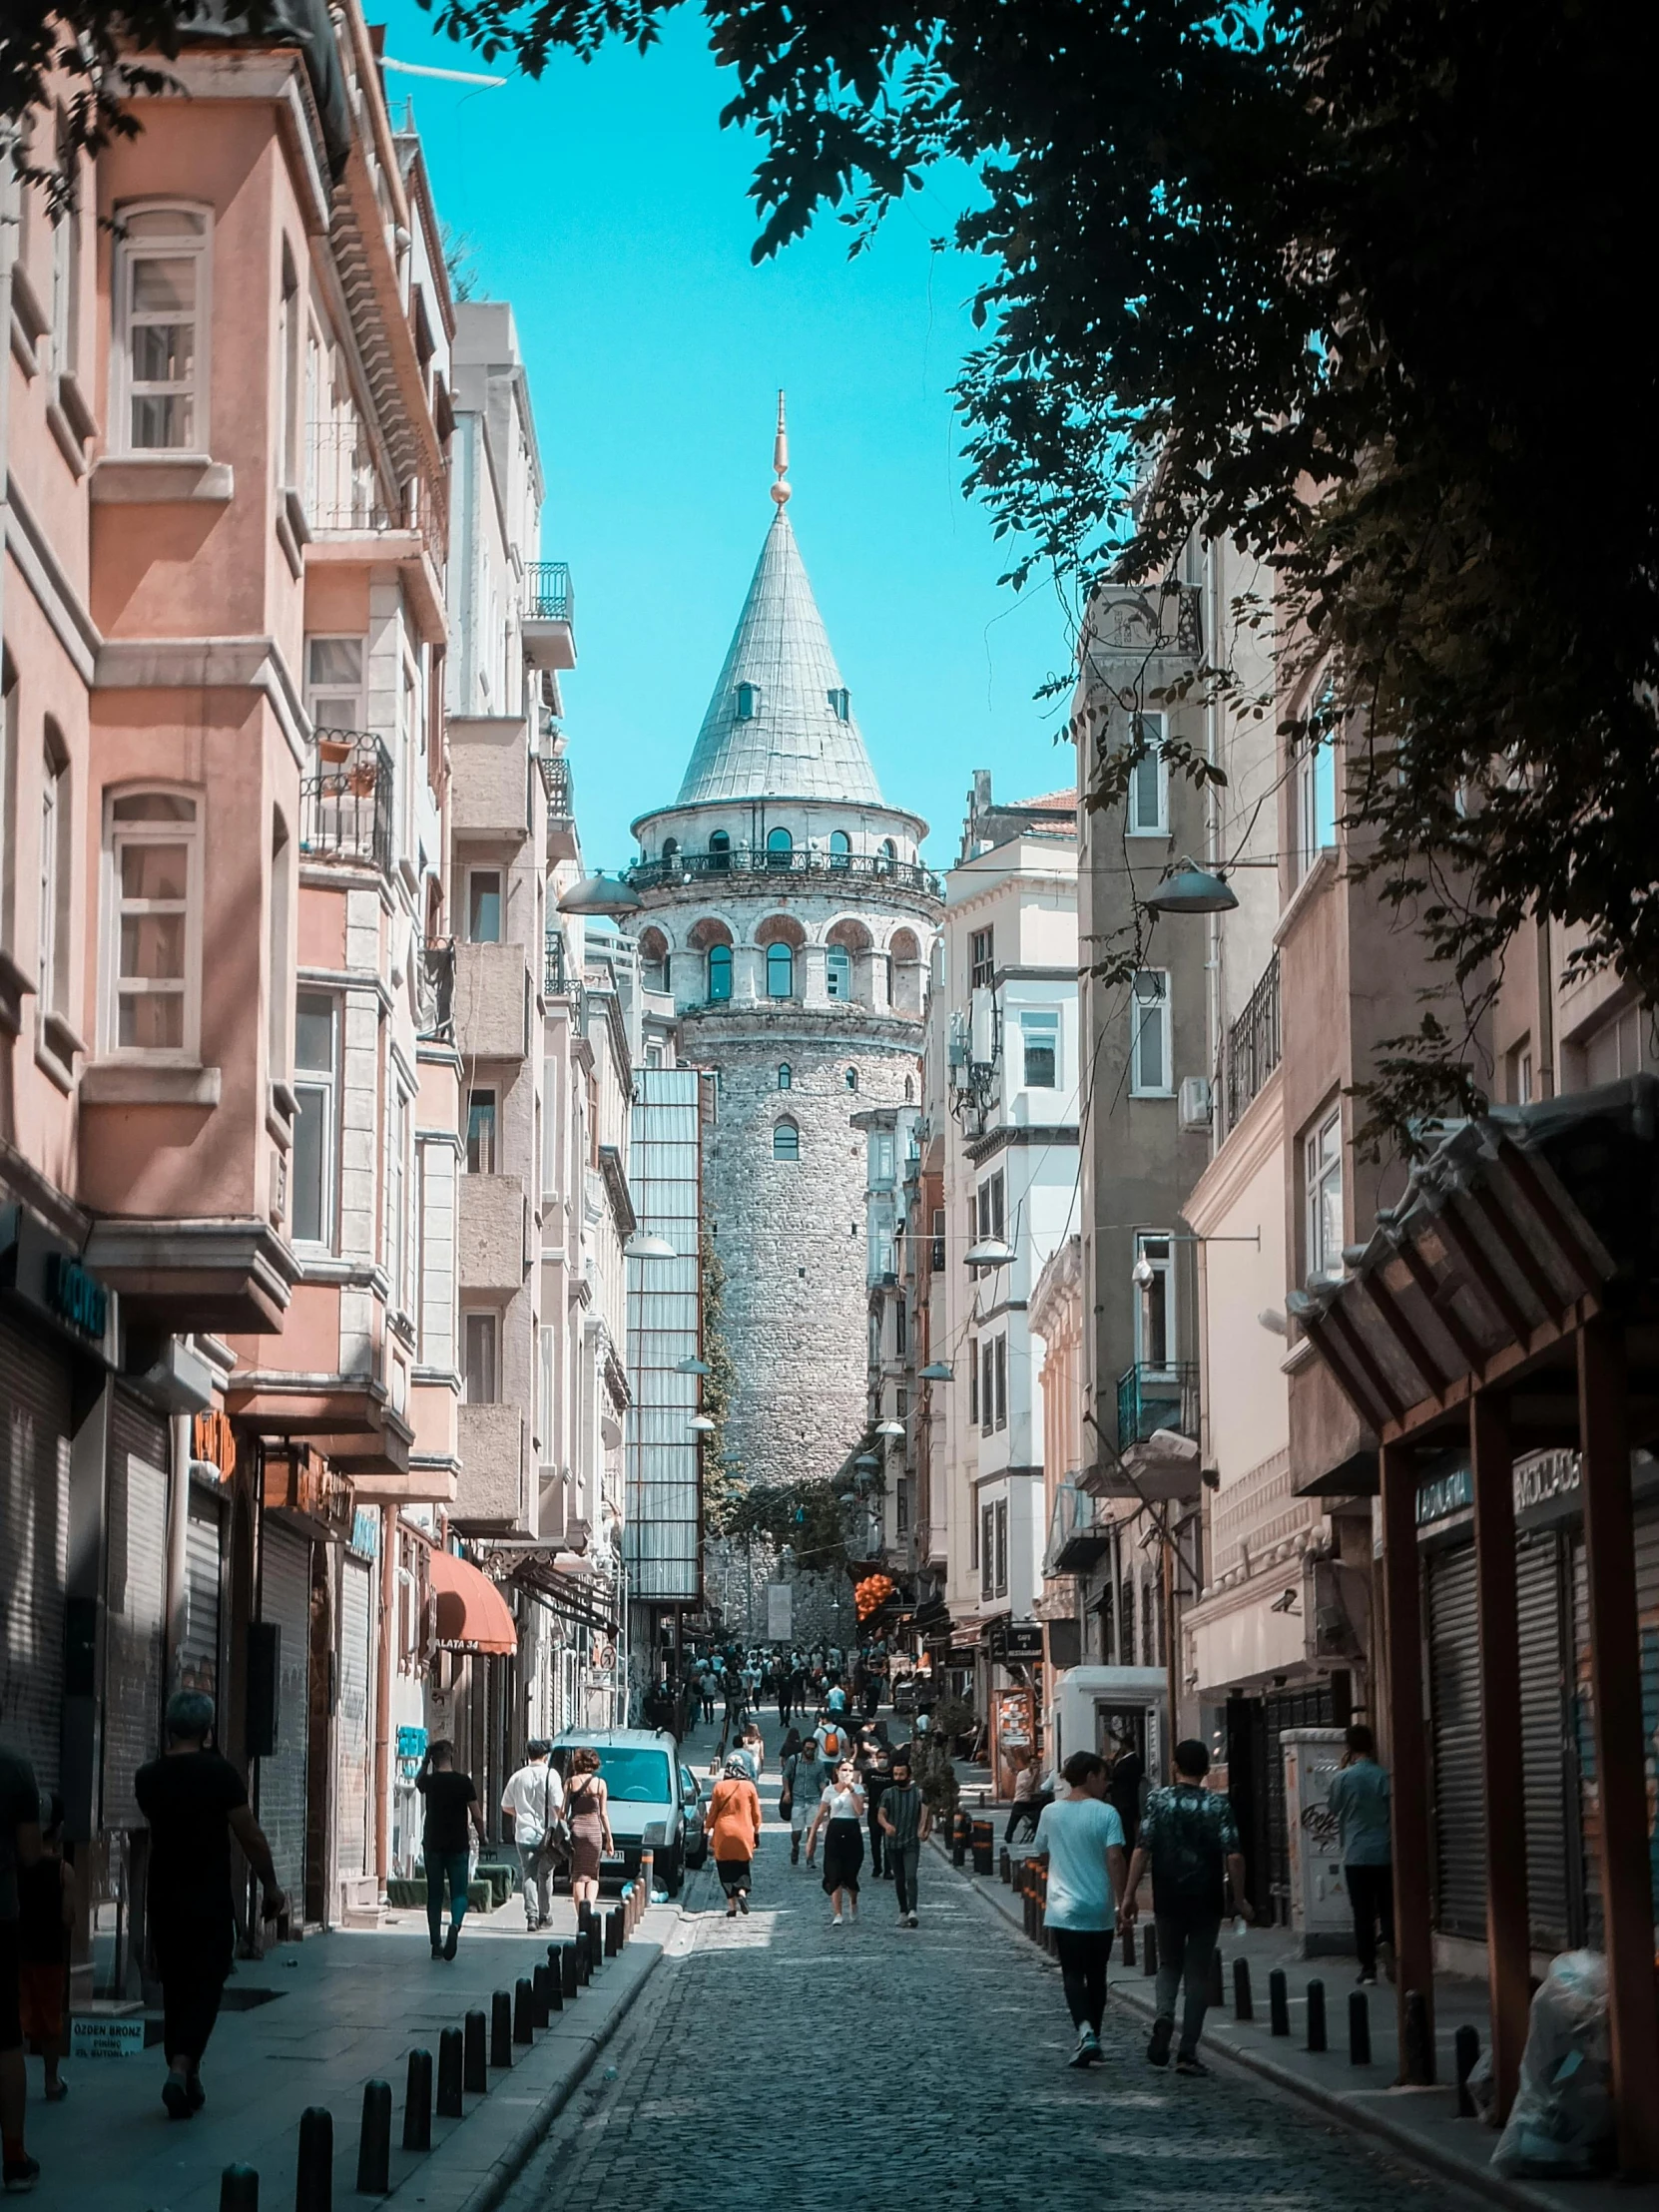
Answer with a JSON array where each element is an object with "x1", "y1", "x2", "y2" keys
[
  {"x1": 166, "y1": 1410, "x2": 192, "y2": 1692},
  {"x1": 1536, "y1": 914, "x2": 1556, "y2": 1099},
  {"x1": 374, "y1": 1506, "x2": 394, "y2": 1893}
]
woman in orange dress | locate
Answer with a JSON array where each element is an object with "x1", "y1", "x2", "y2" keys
[{"x1": 706, "y1": 1754, "x2": 763, "y2": 1916}]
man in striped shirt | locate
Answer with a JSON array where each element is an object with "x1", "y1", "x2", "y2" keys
[{"x1": 878, "y1": 1752, "x2": 931, "y2": 1927}]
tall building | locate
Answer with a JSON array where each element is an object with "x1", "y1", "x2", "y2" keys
[{"x1": 628, "y1": 407, "x2": 940, "y2": 1498}]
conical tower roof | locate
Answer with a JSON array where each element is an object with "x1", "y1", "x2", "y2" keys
[{"x1": 675, "y1": 402, "x2": 884, "y2": 809}]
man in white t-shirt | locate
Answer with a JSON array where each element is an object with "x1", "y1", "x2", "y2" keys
[
  {"x1": 1026, "y1": 1750, "x2": 1129, "y2": 2068},
  {"x1": 500, "y1": 1742, "x2": 565, "y2": 1933}
]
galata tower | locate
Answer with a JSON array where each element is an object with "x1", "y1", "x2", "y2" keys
[{"x1": 630, "y1": 400, "x2": 940, "y2": 1496}]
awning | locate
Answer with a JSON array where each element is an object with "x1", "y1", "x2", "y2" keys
[
  {"x1": 485, "y1": 1546, "x2": 619, "y2": 1636},
  {"x1": 429, "y1": 1549, "x2": 518, "y2": 1655}
]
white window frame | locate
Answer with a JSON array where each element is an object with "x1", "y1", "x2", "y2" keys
[
  {"x1": 466, "y1": 1086, "x2": 498, "y2": 1176},
  {"x1": 1305, "y1": 1102, "x2": 1344, "y2": 1285},
  {"x1": 1129, "y1": 968, "x2": 1172, "y2": 1097},
  {"x1": 304, "y1": 634, "x2": 366, "y2": 735},
  {"x1": 290, "y1": 989, "x2": 338, "y2": 1250},
  {"x1": 463, "y1": 1309, "x2": 499, "y2": 1403},
  {"x1": 1133, "y1": 1231, "x2": 1176, "y2": 1369},
  {"x1": 1294, "y1": 732, "x2": 1338, "y2": 880},
  {"x1": 825, "y1": 944, "x2": 852, "y2": 1000},
  {"x1": 467, "y1": 866, "x2": 503, "y2": 945},
  {"x1": 113, "y1": 200, "x2": 212, "y2": 456},
  {"x1": 386, "y1": 1082, "x2": 411, "y2": 1320},
  {"x1": 39, "y1": 729, "x2": 69, "y2": 1019},
  {"x1": 103, "y1": 786, "x2": 203, "y2": 1061},
  {"x1": 1020, "y1": 1008, "x2": 1060, "y2": 1090},
  {"x1": 1126, "y1": 711, "x2": 1168, "y2": 835}
]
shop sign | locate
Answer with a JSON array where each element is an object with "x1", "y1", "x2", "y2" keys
[
  {"x1": 1415, "y1": 1467, "x2": 1472, "y2": 1526},
  {"x1": 45, "y1": 1252, "x2": 108, "y2": 1343},
  {"x1": 1418, "y1": 1448, "x2": 1581, "y2": 1531},
  {"x1": 993, "y1": 1622, "x2": 1045, "y2": 1662},
  {"x1": 72, "y1": 2016, "x2": 146, "y2": 2060},
  {"x1": 349, "y1": 1507, "x2": 380, "y2": 1561},
  {"x1": 0, "y1": 1202, "x2": 117, "y2": 1362}
]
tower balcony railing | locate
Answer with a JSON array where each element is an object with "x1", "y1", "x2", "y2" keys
[
  {"x1": 526, "y1": 561, "x2": 573, "y2": 623},
  {"x1": 299, "y1": 731, "x2": 393, "y2": 873},
  {"x1": 629, "y1": 847, "x2": 941, "y2": 898},
  {"x1": 1116, "y1": 1362, "x2": 1200, "y2": 1451}
]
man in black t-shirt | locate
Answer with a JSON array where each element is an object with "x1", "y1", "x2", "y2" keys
[
  {"x1": 416, "y1": 1741, "x2": 484, "y2": 1958},
  {"x1": 135, "y1": 1691, "x2": 283, "y2": 2120}
]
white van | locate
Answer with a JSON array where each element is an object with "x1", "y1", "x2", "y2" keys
[{"x1": 550, "y1": 1728, "x2": 704, "y2": 1896}]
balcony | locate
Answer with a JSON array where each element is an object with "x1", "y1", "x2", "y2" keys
[
  {"x1": 305, "y1": 420, "x2": 394, "y2": 533},
  {"x1": 545, "y1": 928, "x2": 578, "y2": 1002},
  {"x1": 299, "y1": 732, "x2": 392, "y2": 873},
  {"x1": 1116, "y1": 1362, "x2": 1200, "y2": 1450},
  {"x1": 455, "y1": 1402, "x2": 527, "y2": 1528},
  {"x1": 523, "y1": 562, "x2": 576, "y2": 672},
  {"x1": 450, "y1": 719, "x2": 533, "y2": 838},
  {"x1": 458, "y1": 1174, "x2": 528, "y2": 1297},
  {"x1": 454, "y1": 941, "x2": 529, "y2": 1059},
  {"x1": 1044, "y1": 1477, "x2": 1112, "y2": 1575},
  {"x1": 540, "y1": 753, "x2": 577, "y2": 860},
  {"x1": 417, "y1": 938, "x2": 455, "y2": 1043},
  {"x1": 629, "y1": 847, "x2": 941, "y2": 899},
  {"x1": 1224, "y1": 950, "x2": 1281, "y2": 1135}
]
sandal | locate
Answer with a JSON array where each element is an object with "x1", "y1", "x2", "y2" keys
[{"x1": 45, "y1": 2081, "x2": 68, "y2": 2103}]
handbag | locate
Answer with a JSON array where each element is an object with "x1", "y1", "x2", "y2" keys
[{"x1": 535, "y1": 1770, "x2": 571, "y2": 1871}]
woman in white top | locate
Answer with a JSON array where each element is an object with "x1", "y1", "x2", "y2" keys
[{"x1": 806, "y1": 1758, "x2": 866, "y2": 1925}]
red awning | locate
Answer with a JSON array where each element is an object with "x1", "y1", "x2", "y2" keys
[{"x1": 429, "y1": 1549, "x2": 518, "y2": 1655}]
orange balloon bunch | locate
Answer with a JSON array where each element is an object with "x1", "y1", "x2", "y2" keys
[{"x1": 854, "y1": 1572, "x2": 895, "y2": 1620}]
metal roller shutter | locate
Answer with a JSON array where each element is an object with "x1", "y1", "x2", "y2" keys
[
  {"x1": 1516, "y1": 1532, "x2": 1573, "y2": 1950},
  {"x1": 1571, "y1": 1509, "x2": 1659, "y2": 1951},
  {"x1": 0, "y1": 1314, "x2": 72, "y2": 1792},
  {"x1": 1427, "y1": 1543, "x2": 1487, "y2": 1938},
  {"x1": 260, "y1": 1525, "x2": 312, "y2": 1908},
  {"x1": 102, "y1": 1390, "x2": 169, "y2": 1829},
  {"x1": 180, "y1": 1488, "x2": 224, "y2": 1702},
  {"x1": 337, "y1": 1558, "x2": 372, "y2": 1881}
]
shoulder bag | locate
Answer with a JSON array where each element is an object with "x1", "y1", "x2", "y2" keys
[{"x1": 536, "y1": 1769, "x2": 572, "y2": 1872}]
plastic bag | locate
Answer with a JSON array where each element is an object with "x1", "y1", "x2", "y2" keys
[{"x1": 1491, "y1": 1949, "x2": 1615, "y2": 2179}]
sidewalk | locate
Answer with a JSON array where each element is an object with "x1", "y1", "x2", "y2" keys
[
  {"x1": 23, "y1": 1888, "x2": 671, "y2": 2212},
  {"x1": 932, "y1": 1831, "x2": 1655, "y2": 2212}
]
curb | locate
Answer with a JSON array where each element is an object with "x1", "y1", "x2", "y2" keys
[{"x1": 926, "y1": 1838, "x2": 1566, "y2": 2212}]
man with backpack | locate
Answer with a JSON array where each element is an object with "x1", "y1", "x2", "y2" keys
[
  {"x1": 1120, "y1": 1739, "x2": 1252, "y2": 2076},
  {"x1": 813, "y1": 1709, "x2": 853, "y2": 1770}
]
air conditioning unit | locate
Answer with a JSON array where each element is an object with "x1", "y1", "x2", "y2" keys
[{"x1": 1178, "y1": 1075, "x2": 1213, "y2": 1131}]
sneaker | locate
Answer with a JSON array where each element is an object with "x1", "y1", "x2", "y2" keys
[
  {"x1": 162, "y1": 2073, "x2": 193, "y2": 2120},
  {"x1": 431, "y1": 1943, "x2": 444, "y2": 1960},
  {"x1": 737, "y1": 1894, "x2": 750, "y2": 1915},
  {"x1": 443, "y1": 1926, "x2": 459, "y2": 1960},
  {"x1": 1173, "y1": 2053, "x2": 1210, "y2": 2077},
  {"x1": 1378, "y1": 1939, "x2": 1396, "y2": 1984},
  {"x1": 907, "y1": 1913, "x2": 919, "y2": 1929},
  {"x1": 831, "y1": 1913, "x2": 843, "y2": 1927},
  {"x1": 1357, "y1": 1968, "x2": 1378, "y2": 1985},
  {"x1": 1147, "y1": 2019, "x2": 1173, "y2": 2069},
  {"x1": 2, "y1": 2155, "x2": 40, "y2": 2194},
  {"x1": 1068, "y1": 2028, "x2": 1101, "y2": 2069}
]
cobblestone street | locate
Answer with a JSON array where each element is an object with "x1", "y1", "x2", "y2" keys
[{"x1": 505, "y1": 1728, "x2": 1459, "y2": 2212}]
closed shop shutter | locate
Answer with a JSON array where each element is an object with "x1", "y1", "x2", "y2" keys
[
  {"x1": 1571, "y1": 1507, "x2": 1659, "y2": 1950},
  {"x1": 0, "y1": 1314, "x2": 72, "y2": 1792},
  {"x1": 1427, "y1": 1543, "x2": 1486, "y2": 1938},
  {"x1": 1516, "y1": 1532, "x2": 1573, "y2": 1950},
  {"x1": 180, "y1": 1487, "x2": 225, "y2": 1702},
  {"x1": 337, "y1": 1558, "x2": 372, "y2": 1882},
  {"x1": 102, "y1": 1389, "x2": 169, "y2": 1830},
  {"x1": 260, "y1": 1524, "x2": 312, "y2": 1907}
]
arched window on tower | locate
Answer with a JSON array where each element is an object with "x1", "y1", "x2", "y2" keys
[
  {"x1": 766, "y1": 827, "x2": 793, "y2": 870},
  {"x1": 828, "y1": 687, "x2": 850, "y2": 721},
  {"x1": 778, "y1": 1063, "x2": 792, "y2": 1090},
  {"x1": 707, "y1": 943, "x2": 733, "y2": 1001},
  {"x1": 709, "y1": 830, "x2": 731, "y2": 872},
  {"x1": 905, "y1": 1075, "x2": 914, "y2": 1103},
  {"x1": 774, "y1": 1118, "x2": 801, "y2": 1162},
  {"x1": 829, "y1": 830, "x2": 851, "y2": 870},
  {"x1": 844, "y1": 1066, "x2": 858, "y2": 1092},
  {"x1": 766, "y1": 942, "x2": 795, "y2": 999},
  {"x1": 826, "y1": 945, "x2": 852, "y2": 1001},
  {"x1": 661, "y1": 836, "x2": 680, "y2": 866},
  {"x1": 877, "y1": 837, "x2": 897, "y2": 875},
  {"x1": 736, "y1": 682, "x2": 759, "y2": 720}
]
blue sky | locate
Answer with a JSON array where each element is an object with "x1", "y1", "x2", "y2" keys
[{"x1": 380, "y1": 3, "x2": 1076, "y2": 864}]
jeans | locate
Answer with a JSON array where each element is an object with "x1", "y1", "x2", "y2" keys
[
  {"x1": 517, "y1": 1842, "x2": 552, "y2": 1929},
  {"x1": 892, "y1": 1844, "x2": 921, "y2": 1916},
  {"x1": 1152, "y1": 1910, "x2": 1221, "y2": 2059},
  {"x1": 1051, "y1": 1927, "x2": 1114, "y2": 2034},
  {"x1": 867, "y1": 1808, "x2": 885, "y2": 1877},
  {"x1": 425, "y1": 1850, "x2": 471, "y2": 1947},
  {"x1": 153, "y1": 1922, "x2": 233, "y2": 2069},
  {"x1": 1346, "y1": 1861, "x2": 1394, "y2": 1976}
]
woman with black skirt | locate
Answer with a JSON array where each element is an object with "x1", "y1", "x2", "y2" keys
[{"x1": 806, "y1": 1757, "x2": 866, "y2": 1927}]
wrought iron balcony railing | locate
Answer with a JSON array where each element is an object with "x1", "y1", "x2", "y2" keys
[
  {"x1": 545, "y1": 927, "x2": 576, "y2": 1000},
  {"x1": 526, "y1": 561, "x2": 573, "y2": 623},
  {"x1": 541, "y1": 756, "x2": 574, "y2": 823},
  {"x1": 417, "y1": 938, "x2": 455, "y2": 1042},
  {"x1": 304, "y1": 420, "x2": 394, "y2": 532},
  {"x1": 1225, "y1": 949, "x2": 1281, "y2": 1134},
  {"x1": 629, "y1": 847, "x2": 942, "y2": 899},
  {"x1": 1116, "y1": 1362, "x2": 1200, "y2": 1450},
  {"x1": 299, "y1": 731, "x2": 393, "y2": 872}
]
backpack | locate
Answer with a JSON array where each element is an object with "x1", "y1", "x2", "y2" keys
[{"x1": 820, "y1": 1724, "x2": 848, "y2": 1762}]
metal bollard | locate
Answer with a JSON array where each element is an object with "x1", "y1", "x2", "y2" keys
[
  {"x1": 560, "y1": 1941, "x2": 581, "y2": 1999},
  {"x1": 1120, "y1": 1922, "x2": 1136, "y2": 1968},
  {"x1": 1402, "y1": 1988, "x2": 1435, "y2": 2085},
  {"x1": 1233, "y1": 1956, "x2": 1254, "y2": 2021},
  {"x1": 586, "y1": 1916, "x2": 603, "y2": 1975},
  {"x1": 221, "y1": 2167, "x2": 260, "y2": 2212},
  {"x1": 1306, "y1": 1976, "x2": 1327, "y2": 2053},
  {"x1": 970, "y1": 1819, "x2": 994, "y2": 1876},
  {"x1": 490, "y1": 1990, "x2": 514, "y2": 2069},
  {"x1": 542, "y1": 1951, "x2": 564, "y2": 2012},
  {"x1": 1269, "y1": 1967, "x2": 1290, "y2": 2036},
  {"x1": 435, "y1": 2026, "x2": 464, "y2": 2119},
  {"x1": 513, "y1": 1976, "x2": 535, "y2": 2044},
  {"x1": 640, "y1": 1849, "x2": 654, "y2": 1901},
  {"x1": 532, "y1": 1961, "x2": 554, "y2": 2027},
  {"x1": 950, "y1": 1811, "x2": 967, "y2": 1868},
  {"x1": 1349, "y1": 1988, "x2": 1372, "y2": 2066},
  {"x1": 295, "y1": 2106, "x2": 332, "y2": 2212},
  {"x1": 998, "y1": 1847, "x2": 1011, "y2": 1885},
  {"x1": 463, "y1": 2010, "x2": 487, "y2": 2095},
  {"x1": 1454, "y1": 2024, "x2": 1480, "y2": 2116},
  {"x1": 574, "y1": 1934, "x2": 592, "y2": 1987},
  {"x1": 1142, "y1": 1921, "x2": 1158, "y2": 1976},
  {"x1": 604, "y1": 1908, "x2": 621, "y2": 1958},
  {"x1": 402, "y1": 2050, "x2": 432, "y2": 2153},
  {"x1": 1207, "y1": 1945, "x2": 1226, "y2": 2006},
  {"x1": 356, "y1": 2080, "x2": 391, "y2": 2197}
]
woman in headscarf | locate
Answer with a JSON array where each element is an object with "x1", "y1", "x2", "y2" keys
[{"x1": 706, "y1": 1753, "x2": 763, "y2": 1916}]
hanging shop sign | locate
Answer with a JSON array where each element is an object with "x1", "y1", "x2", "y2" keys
[{"x1": 0, "y1": 1203, "x2": 119, "y2": 1365}]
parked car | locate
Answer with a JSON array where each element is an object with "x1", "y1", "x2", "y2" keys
[
  {"x1": 549, "y1": 1728, "x2": 696, "y2": 1896},
  {"x1": 681, "y1": 1764, "x2": 709, "y2": 1871}
]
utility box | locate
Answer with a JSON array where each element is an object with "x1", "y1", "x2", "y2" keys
[{"x1": 1282, "y1": 1727, "x2": 1352, "y2": 1955}]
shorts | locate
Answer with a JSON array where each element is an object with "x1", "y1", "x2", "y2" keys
[
  {"x1": 18, "y1": 1962, "x2": 64, "y2": 2042},
  {"x1": 0, "y1": 1923, "x2": 21, "y2": 2053}
]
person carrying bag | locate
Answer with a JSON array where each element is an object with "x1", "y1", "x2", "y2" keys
[{"x1": 501, "y1": 1742, "x2": 567, "y2": 1935}]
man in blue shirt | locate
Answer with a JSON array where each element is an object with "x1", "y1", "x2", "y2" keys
[
  {"x1": 1027, "y1": 1752, "x2": 1128, "y2": 2068},
  {"x1": 1326, "y1": 1725, "x2": 1394, "y2": 1984}
]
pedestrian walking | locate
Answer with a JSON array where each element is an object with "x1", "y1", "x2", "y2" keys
[
  {"x1": 860, "y1": 1738, "x2": 892, "y2": 1878},
  {"x1": 707, "y1": 1756, "x2": 763, "y2": 1916},
  {"x1": 812, "y1": 1705, "x2": 854, "y2": 1770},
  {"x1": 1107, "y1": 1730, "x2": 1147, "y2": 1855},
  {"x1": 1326, "y1": 1725, "x2": 1394, "y2": 1984},
  {"x1": 806, "y1": 1758, "x2": 865, "y2": 1927},
  {"x1": 134, "y1": 1691, "x2": 284, "y2": 2120},
  {"x1": 15, "y1": 1795, "x2": 70, "y2": 2108},
  {"x1": 700, "y1": 1667, "x2": 718, "y2": 1728},
  {"x1": 565, "y1": 1748, "x2": 615, "y2": 1913},
  {"x1": 775, "y1": 1655, "x2": 794, "y2": 1729},
  {"x1": 1121, "y1": 1740, "x2": 1253, "y2": 2076},
  {"x1": 0, "y1": 1738, "x2": 45, "y2": 2192},
  {"x1": 415, "y1": 1739, "x2": 484, "y2": 1960},
  {"x1": 876, "y1": 1751, "x2": 930, "y2": 1927},
  {"x1": 500, "y1": 1741, "x2": 565, "y2": 1934},
  {"x1": 782, "y1": 1735, "x2": 821, "y2": 1866},
  {"x1": 1025, "y1": 1751, "x2": 1128, "y2": 2067},
  {"x1": 736, "y1": 1720, "x2": 766, "y2": 1782}
]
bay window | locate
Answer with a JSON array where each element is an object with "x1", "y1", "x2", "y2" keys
[{"x1": 105, "y1": 790, "x2": 201, "y2": 1057}]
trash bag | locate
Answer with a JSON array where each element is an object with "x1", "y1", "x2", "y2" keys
[
  {"x1": 1464, "y1": 2049, "x2": 1497, "y2": 2126},
  {"x1": 1491, "y1": 1950, "x2": 1615, "y2": 2179}
]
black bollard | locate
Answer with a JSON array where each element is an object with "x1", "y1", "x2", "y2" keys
[
  {"x1": 998, "y1": 1847, "x2": 1011, "y2": 1885},
  {"x1": 1207, "y1": 1945, "x2": 1226, "y2": 2006},
  {"x1": 1349, "y1": 1988, "x2": 1372, "y2": 2066},
  {"x1": 1120, "y1": 1922, "x2": 1136, "y2": 1968},
  {"x1": 356, "y1": 2081, "x2": 391, "y2": 2197},
  {"x1": 402, "y1": 2049, "x2": 432, "y2": 2153},
  {"x1": 532, "y1": 1961, "x2": 553, "y2": 2028},
  {"x1": 604, "y1": 1908, "x2": 620, "y2": 1959},
  {"x1": 1402, "y1": 1988, "x2": 1435, "y2": 2084},
  {"x1": 490, "y1": 1990, "x2": 513, "y2": 2069},
  {"x1": 1454, "y1": 2024, "x2": 1480, "y2": 2117},
  {"x1": 951, "y1": 1812, "x2": 966, "y2": 1869},
  {"x1": 1142, "y1": 1921, "x2": 1158, "y2": 1976},
  {"x1": 560, "y1": 1941, "x2": 581, "y2": 1999},
  {"x1": 463, "y1": 2010, "x2": 487, "y2": 2095},
  {"x1": 1269, "y1": 1967, "x2": 1290, "y2": 2036},
  {"x1": 542, "y1": 1951, "x2": 564, "y2": 2011},
  {"x1": 1307, "y1": 1976, "x2": 1328, "y2": 2053},
  {"x1": 435, "y1": 2026, "x2": 464, "y2": 2119},
  {"x1": 514, "y1": 1976, "x2": 535, "y2": 2044},
  {"x1": 294, "y1": 2106, "x2": 332, "y2": 2212},
  {"x1": 1233, "y1": 1956, "x2": 1254, "y2": 2021},
  {"x1": 574, "y1": 1935, "x2": 592, "y2": 1987},
  {"x1": 221, "y1": 2167, "x2": 260, "y2": 2212}
]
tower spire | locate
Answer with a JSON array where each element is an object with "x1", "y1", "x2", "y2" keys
[{"x1": 771, "y1": 388, "x2": 791, "y2": 507}]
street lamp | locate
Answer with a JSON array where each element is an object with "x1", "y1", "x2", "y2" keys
[
  {"x1": 874, "y1": 1419, "x2": 905, "y2": 1437},
  {"x1": 625, "y1": 1232, "x2": 677, "y2": 1260},
  {"x1": 965, "y1": 1237, "x2": 1016, "y2": 1268},
  {"x1": 1143, "y1": 856, "x2": 1239, "y2": 916},
  {"x1": 676, "y1": 1356, "x2": 710, "y2": 1376},
  {"x1": 917, "y1": 1361, "x2": 954, "y2": 1382},
  {"x1": 688, "y1": 1413, "x2": 717, "y2": 1434},
  {"x1": 557, "y1": 872, "x2": 642, "y2": 917}
]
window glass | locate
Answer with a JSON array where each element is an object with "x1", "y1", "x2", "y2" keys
[
  {"x1": 1127, "y1": 713, "x2": 1167, "y2": 833},
  {"x1": 306, "y1": 637, "x2": 364, "y2": 731},
  {"x1": 844, "y1": 1066, "x2": 858, "y2": 1091},
  {"x1": 1134, "y1": 1234, "x2": 1174, "y2": 1367},
  {"x1": 1130, "y1": 970, "x2": 1170, "y2": 1094},
  {"x1": 1306, "y1": 1106, "x2": 1344, "y2": 1282},
  {"x1": 111, "y1": 792, "x2": 198, "y2": 1053},
  {"x1": 708, "y1": 943, "x2": 733, "y2": 1000},
  {"x1": 1021, "y1": 1010, "x2": 1059, "y2": 1088},
  {"x1": 766, "y1": 942, "x2": 793, "y2": 998},
  {"x1": 827, "y1": 687, "x2": 849, "y2": 720},
  {"x1": 826, "y1": 945, "x2": 851, "y2": 1000},
  {"x1": 709, "y1": 830, "x2": 731, "y2": 870},
  {"x1": 778, "y1": 1063, "x2": 792, "y2": 1090},
  {"x1": 468, "y1": 870, "x2": 502, "y2": 944},
  {"x1": 829, "y1": 830, "x2": 850, "y2": 868},
  {"x1": 773, "y1": 1119, "x2": 800, "y2": 1162},
  {"x1": 291, "y1": 990, "x2": 336, "y2": 1245},
  {"x1": 466, "y1": 1090, "x2": 498, "y2": 1176},
  {"x1": 735, "y1": 683, "x2": 757, "y2": 720},
  {"x1": 463, "y1": 1312, "x2": 498, "y2": 1402},
  {"x1": 766, "y1": 827, "x2": 793, "y2": 864},
  {"x1": 970, "y1": 927, "x2": 995, "y2": 989}
]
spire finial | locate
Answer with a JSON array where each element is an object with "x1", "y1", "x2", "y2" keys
[{"x1": 771, "y1": 388, "x2": 791, "y2": 507}]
